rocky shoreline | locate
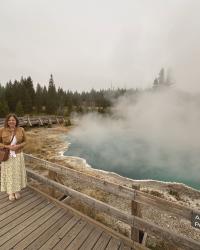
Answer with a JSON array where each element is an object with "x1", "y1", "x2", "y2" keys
[{"x1": 25, "y1": 125, "x2": 200, "y2": 249}]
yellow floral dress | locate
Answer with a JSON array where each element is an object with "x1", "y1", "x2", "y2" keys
[{"x1": 1, "y1": 133, "x2": 27, "y2": 193}]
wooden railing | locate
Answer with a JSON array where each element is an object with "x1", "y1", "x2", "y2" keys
[
  {"x1": 25, "y1": 154, "x2": 200, "y2": 250},
  {"x1": 0, "y1": 116, "x2": 66, "y2": 127}
]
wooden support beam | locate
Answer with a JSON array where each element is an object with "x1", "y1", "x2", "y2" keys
[
  {"x1": 48, "y1": 170, "x2": 57, "y2": 197},
  {"x1": 131, "y1": 185, "x2": 144, "y2": 244}
]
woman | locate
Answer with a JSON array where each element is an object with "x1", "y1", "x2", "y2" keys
[{"x1": 0, "y1": 114, "x2": 27, "y2": 201}]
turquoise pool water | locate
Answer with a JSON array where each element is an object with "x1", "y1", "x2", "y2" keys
[{"x1": 64, "y1": 135, "x2": 200, "y2": 190}]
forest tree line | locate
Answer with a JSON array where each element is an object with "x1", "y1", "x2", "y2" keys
[
  {"x1": 0, "y1": 68, "x2": 172, "y2": 117},
  {"x1": 0, "y1": 74, "x2": 128, "y2": 117}
]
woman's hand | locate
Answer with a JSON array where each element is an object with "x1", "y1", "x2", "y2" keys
[
  {"x1": 4, "y1": 145, "x2": 13, "y2": 150},
  {"x1": 9, "y1": 145, "x2": 20, "y2": 151}
]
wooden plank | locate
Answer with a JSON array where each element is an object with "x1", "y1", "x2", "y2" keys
[
  {"x1": 0, "y1": 189, "x2": 31, "y2": 209},
  {"x1": 0, "y1": 206, "x2": 60, "y2": 250},
  {"x1": 0, "y1": 192, "x2": 8, "y2": 199},
  {"x1": 119, "y1": 242, "x2": 132, "y2": 250},
  {"x1": 92, "y1": 232, "x2": 112, "y2": 250},
  {"x1": 0, "y1": 193, "x2": 36, "y2": 217},
  {"x1": 0, "y1": 190, "x2": 33, "y2": 208},
  {"x1": 52, "y1": 219, "x2": 87, "y2": 250},
  {"x1": 0, "y1": 188, "x2": 29, "y2": 200},
  {"x1": 0, "y1": 196, "x2": 44, "y2": 230},
  {"x1": 0, "y1": 203, "x2": 55, "y2": 248},
  {"x1": 13, "y1": 209, "x2": 67, "y2": 250},
  {"x1": 0, "y1": 195, "x2": 15, "y2": 206},
  {"x1": 0, "y1": 199, "x2": 51, "y2": 238},
  {"x1": 25, "y1": 212, "x2": 73, "y2": 250},
  {"x1": 77, "y1": 227, "x2": 103, "y2": 250},
  {"x1": 0, "y1": 193, "x2": 41, "y2": 222},
  {"x1": 0, "y1": 190, "x2": 30, "y2": 206},
  {"x1": 39, "y1": 216, "x2": 80, "y2": 250},
  {"x1": 66, "y1": 223, "x2": 94, "y2": 250},
  {"x1": 105, "y1": 237, "x2": 121, "y2": 250}
]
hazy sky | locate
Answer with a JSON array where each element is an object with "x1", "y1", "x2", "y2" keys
[{"x1": 1, "y1": 0, "x2": 200, "y2": 92}]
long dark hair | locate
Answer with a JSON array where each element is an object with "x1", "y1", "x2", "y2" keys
[{"x1": 4, "y1": 113, "x2": 19, "y2": 128}]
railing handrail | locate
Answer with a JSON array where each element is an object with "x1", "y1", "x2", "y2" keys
[
  {"x1": 27, "y1": 167, "x2": 200, "y2": 250},
  {"x1": 24, "y1": 153, "x2": 199, "y2": 222}
]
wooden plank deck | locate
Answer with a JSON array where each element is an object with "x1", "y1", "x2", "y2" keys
[{"x1": 0, "y1": 187, "x2": 134, "y2": 250}]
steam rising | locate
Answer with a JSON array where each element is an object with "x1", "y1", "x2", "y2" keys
[{"x1": 68, "y1": 88, "x2": 200, "y2": 188}]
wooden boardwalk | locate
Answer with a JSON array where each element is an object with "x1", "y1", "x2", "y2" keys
[
  {"x1": 0, "y1": 116, "x2": 65, "y2": 128},
  {"x1": 0, "y1": 187, "x2": 133, "y2": 250},
  {"x1": 1, "y1": 155, "x2": 199, "y2": 250}
]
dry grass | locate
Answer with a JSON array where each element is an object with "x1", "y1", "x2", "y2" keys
[
  {"x1": 146, "y1": 237, "x2": 180, "y2": 250},
  {"x1": 168, "y1": 189, "x2": 181, "y2": 201},
  {"x1": 24, "y1": 132, "x2": 43, "y2": 155},
  {"x1": 142, "y1": 189, "x2": 165, "y2": 199}
]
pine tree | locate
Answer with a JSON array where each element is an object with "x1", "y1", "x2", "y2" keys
[
  {"x1": 153, "y1": 68, "x2": 174, "y2": 89},
  {"x1": 35, "y1": 83, "x2": 43, "y2": 113},
  {"x1": 23, "y1": 77, "x2": 35, "y2": 110},
  {"x1": 22, "y1": 90, "x2": 32, "y2": 113},
  {"x1": 0, "y1": 84, "x2": 5, "y2": 100},
  {"x1": 46, "y1": 74, "x2": 58, "y2": 114},
  {"x1": 5, "y1": 81, "x2": 16, "y2": 112},
  {"x1": 158, "y1": 68, "x2": 165, "y2": 85},
  {"x1": 57, "y1": 87, "x2": 65, "y2": 115},
  {"x1": 42, "y1": 86, "x2": 48, "y2": 110},
  {"x1": 0, "y1": 100, "x2": 9, "y2": 118},
  {"x1": 153, "y1": 78, "x2": 159, "y2": 88},
  {"x1": 165, "y1": 68, "x2": 174, "y2": 86}
]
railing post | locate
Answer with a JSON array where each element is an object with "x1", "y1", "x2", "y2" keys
[
  {"x1": 131, "y1": 184, "x2": 144, "y2": 244},
  {"x1": 48, "y1": 170, "x2": 56, "y2": 197},
  {"x1": 48, "y1": 117, "x2": 52, "y2": 125},
  {"x1": 56, "y1": 117, "x2": 60, "y2": 125},
  {"x1": 38, "y1": 118, "x2": 43, "y2": 126},
  {"x1": 27, "y1": 116, "x2": 32, "y2": 126}
]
